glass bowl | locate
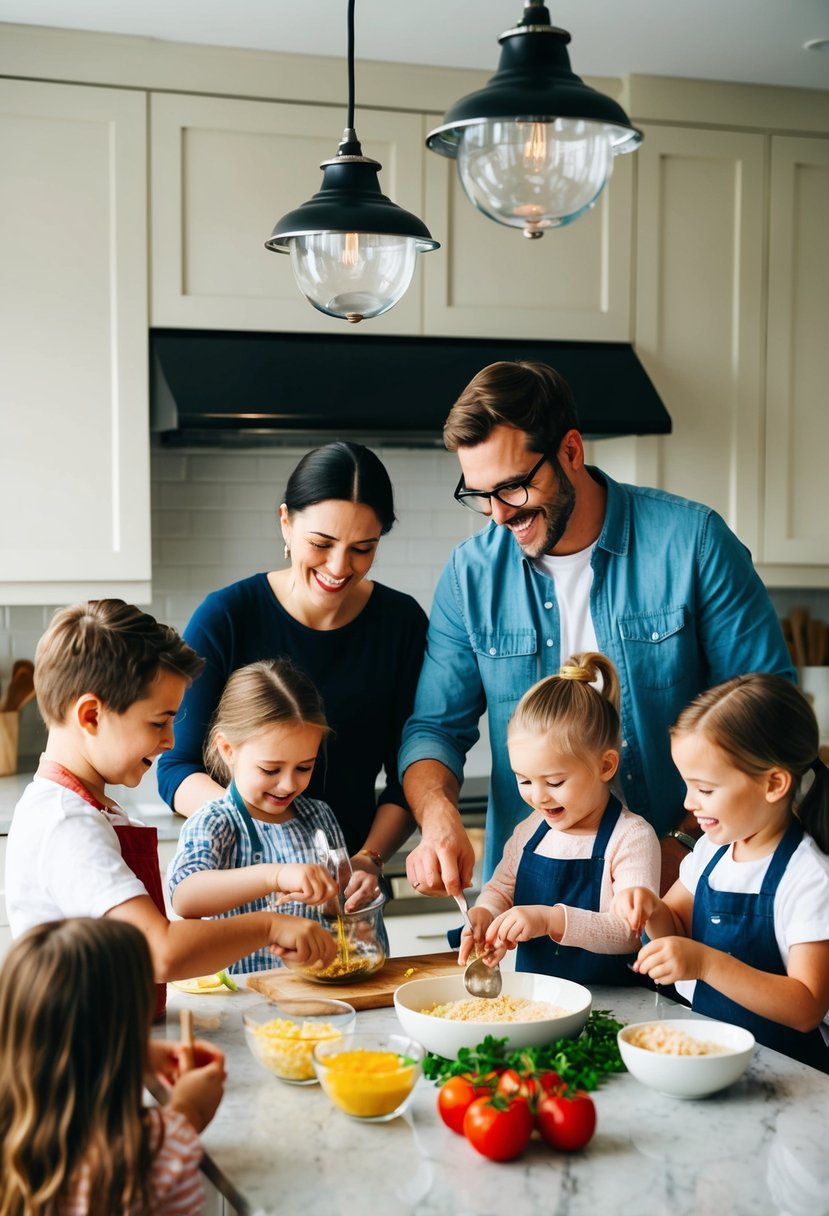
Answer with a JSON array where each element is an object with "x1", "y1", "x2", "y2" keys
[
  {"x1": 285, "y1": 892, "x2": 387, "y2": 984},
  {"x1": 242, "y1": 997, "x2": 356, "y2": 1085},
  {"x1": 312, "y1": 1031, "x2": 424, "y2": 1121}
]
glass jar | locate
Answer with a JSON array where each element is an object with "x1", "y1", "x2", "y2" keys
[{"x1": 289, "y1": 892, "x2": 387, "y2": 984}]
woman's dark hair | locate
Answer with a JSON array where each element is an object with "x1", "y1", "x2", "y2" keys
[{"x1": 282, "y1": 442, "x2": 396, "y2": 535}]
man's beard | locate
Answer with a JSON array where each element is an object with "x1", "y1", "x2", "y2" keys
[{"x1": 507, "y1": 460, "x2": 576, "y2": 558}]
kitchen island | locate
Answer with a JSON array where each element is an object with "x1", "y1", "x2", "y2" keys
[{"x1": 159, "y1": 978, "x2": 829, "y2": 1216}]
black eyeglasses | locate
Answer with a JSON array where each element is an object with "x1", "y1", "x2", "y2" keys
[{"x1": 454, "y1": 454, "x2": 549, "y2": 515}]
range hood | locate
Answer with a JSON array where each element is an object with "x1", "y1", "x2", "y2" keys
[{"x1": 151, "y1": 329, "x2": 671, "y2": 448}]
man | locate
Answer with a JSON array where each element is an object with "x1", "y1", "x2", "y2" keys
[{"x1": 400, "y1": 361, "x2": 794, "y2": 897}]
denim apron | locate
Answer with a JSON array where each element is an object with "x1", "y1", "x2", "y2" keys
[
  {"x1": 37, "y1": 759, "x2": 169, "y2": 1020},
  {"x1": 513, "y1": 793, "x2": 636, "y2": 983},
  {"x1": 692, "y1": 818, "x2": 828, "y2": 1072}
]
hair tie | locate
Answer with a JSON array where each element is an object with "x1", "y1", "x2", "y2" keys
[
  {"x1": 559, "y1": 664, "x2": 592, "y2": 683},
  {"x1": 810, "y1": 757, "x2": 826, "y2": 776}
]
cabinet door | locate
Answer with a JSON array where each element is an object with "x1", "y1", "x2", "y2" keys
[
  {"x1": 151, "y1": 93, "x2": 428, "y2": 335},
  {"x1": 422, "y1": 113, "x2": 633, "y2": 340},
  {"x1": 762, "y1": 137, "x2": 829, "y2": 565},
  {"x1": 0, "y1": 80, "x2": 150, "y2": 603},
  {"x1": 634, "y1": 125, "x2": 765, "y2": 551}
]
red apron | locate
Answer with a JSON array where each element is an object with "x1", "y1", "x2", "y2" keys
[{"x1": 36, "y1": 760, "x2": 168, "y2": 1019}]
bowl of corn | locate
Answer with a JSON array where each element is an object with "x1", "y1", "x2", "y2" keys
[
  {"x1": 242, "y1": 997, "x2": 356, "y2": 1085},
  {"x1": 312, "y1": 1032, "x2": 424, "y2": 1121}
]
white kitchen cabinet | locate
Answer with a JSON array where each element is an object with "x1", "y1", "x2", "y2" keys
[
  {"x1": 422, "y1": 113, "x2": 634, "y2": 341},
  {"x1": 150, "y1": 92, "x2": 428, "y2": 336},
  {"x1": 632, "y1": 124, "x2": 766, "y2": 553},
  {"x1": 762, "y1": 136, "x2": 829, "y2": 567},
  {"x1": 0, "y1": 79, "x2": 151, "y2": 605}
]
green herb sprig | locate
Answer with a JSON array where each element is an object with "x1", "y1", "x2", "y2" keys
[{"x1": 422, "y1": 1009, "x2": 626, "y2": 1093}]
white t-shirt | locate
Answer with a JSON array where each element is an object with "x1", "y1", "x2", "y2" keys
[
  {"x1": 5, "y1": 776, "x2": 147, "y2": 937},
  {"x1": 533, "y1": 543, "x2": 598, "y2": 662},
  {"x1": 675, "y1": 832, "x2": 829, "y2": 1027}
]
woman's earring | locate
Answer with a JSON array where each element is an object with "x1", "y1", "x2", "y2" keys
[{"x1": 283, "y1": 543, "x2": 290, "y2": 560}]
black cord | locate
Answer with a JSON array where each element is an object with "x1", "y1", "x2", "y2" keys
[{"x1": 347, "y1": 0, "x2": 356, "y2": 131}]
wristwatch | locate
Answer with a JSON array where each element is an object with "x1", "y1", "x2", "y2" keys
[{"x1": 665, "y1": 829, "x2": 697, "y2": 852}]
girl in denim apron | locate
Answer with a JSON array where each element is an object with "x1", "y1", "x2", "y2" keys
[
  {"x1": 457, "y1": 652, "x2": 661, "y2": 983},
  {"x1": 168, "y1": 657, "x2": 384, "y2": 974},
  {"x1": 616, "y1": 674, "x2": 829, "y2": 1071}
]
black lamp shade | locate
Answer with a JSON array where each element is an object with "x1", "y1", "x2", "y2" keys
[
  {"x1": 265, "y1": 156, "x2": 439, "y2": 251},
  {"x1": 427, "y1": 15, "x2": 642, "y2": 157}
]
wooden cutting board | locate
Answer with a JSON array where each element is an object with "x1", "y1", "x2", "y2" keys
[{"x1": 245, "y1": 951, "x2": 460, "y2": 1010}]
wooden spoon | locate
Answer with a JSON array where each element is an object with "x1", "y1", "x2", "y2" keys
[{"x1": 2, "y1": 665, "x2": 35, "y2": 712}]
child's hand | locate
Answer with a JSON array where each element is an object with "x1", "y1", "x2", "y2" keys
[
  {"x1": 486, "y1": 905, "x2": 564, "y2": 952},
  {"x1": 342, "y1": 864, "x2": 383, "y2": 913},
  {"x1": 168, "y1": 1056, "x2": 227, "y2": 1133},
  {"x1": 612, "y1": 886, "x2": 662, "y2": 935},
  {"x1": 457, "y1": 906, "x2": 493, "y2": 965},
  {"x1": 271, "y1": 862, "x2": 337, "y2": 906},
  {"x1": 268, "y1": 914, "x2": 337, "y2": 967},
  {"x1": 148, "y1": 1037, "x2": 224, "y2": 1087},
  {"x1": 633, "y1": 935, "x2": 708, "y2": 985}
]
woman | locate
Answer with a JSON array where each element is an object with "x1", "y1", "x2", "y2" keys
[{"x1": 156, "y1": 442, "x2": 428, "y2": 891}]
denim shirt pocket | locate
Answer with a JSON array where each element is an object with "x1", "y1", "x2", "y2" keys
[
  {"x1": 471, "y1": 628, "x2": 538, "y2": 704},
  {"x1": 617, "y1": 607, "x2": 689, "y2": 690}
]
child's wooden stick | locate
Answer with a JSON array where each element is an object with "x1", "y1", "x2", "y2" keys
[{"x1": 180, "y1": 1007, "x2": 195, "y2": 1073}]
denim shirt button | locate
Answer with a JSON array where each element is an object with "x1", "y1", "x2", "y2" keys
[
  {"x1": 651, "y1": 631, "x2": 660, "y2": 641},
  {"x1": 489, "y1": 647, "x2": 497, "y2": 656},
  {"x1": 546, "y1": 639, "x2": 553, "y2": 647},
  {"x1": 621, "y1": 739, "x2": 628, "y2": 748},
  {"x1": 544, "y1": 601, "x2": 553, "y2": 609}
]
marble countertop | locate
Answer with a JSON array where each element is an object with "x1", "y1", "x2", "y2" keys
[{"x1": 158, "y1": 980, "x2": 829, "y2": 1216}]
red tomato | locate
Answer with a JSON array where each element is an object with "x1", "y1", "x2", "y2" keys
[
  {"x1": 437, "y1": 1076, "x2": 483, "y2": 1135},
  {"x1": 495, "y1": 1068, "x2": 563, "y2": 1106},
  {"x1": 463, "y1": 1096, "x2": 534, "y2": 1162},
  {"x1": 535, "y1": 1091, "x2": 597, "y2": 1152}
]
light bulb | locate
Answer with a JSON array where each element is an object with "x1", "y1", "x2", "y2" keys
[
  {"x1": 289, "y1": 231, "x2": 419, "y2": 323},
  {"x1": 457, "y1": 117, "x2": 615, "y2": 237}
]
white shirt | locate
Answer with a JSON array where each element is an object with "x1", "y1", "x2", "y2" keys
[
  {"x1": 6, "y1": 776, "x2": 147, "y2": 937},
  {"x1": 533, "y1": 542, "x2": 598, "y2": 663},
  {"x1": 675, "y1": 832, "x2": 829, "y2": 1028}
]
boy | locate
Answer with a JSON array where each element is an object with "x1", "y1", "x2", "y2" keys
[{"x1": 6, "y1": 600, "x2": 336, "y2": 1012}]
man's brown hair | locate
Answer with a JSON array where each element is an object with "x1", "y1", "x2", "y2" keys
[
  {"x1": 34, "y1": 599, "x2": 204, "y2": 726},
  {"x1": 443, "y1": 360, "x2": 580, "y2": 454}
]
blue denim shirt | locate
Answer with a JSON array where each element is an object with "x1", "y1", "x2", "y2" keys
[{"x1": 400, "y1": 469, "x2": 794, "y2": 878}]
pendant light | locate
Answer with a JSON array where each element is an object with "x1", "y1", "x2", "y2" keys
[
  {"x1": 265, "y1": 0, "x2": 439, "y2": 324},
  {"x1": 426, "y1": 0, "x2": 643, "y2": 238}
]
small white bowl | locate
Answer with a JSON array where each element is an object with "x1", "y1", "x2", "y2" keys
[
  {"x1": 618, "y1": 1018, "x2": 755, "y2": 1099},
  {"x1": 393, "y1": 971, "x2": 591, "y2": 1057}
]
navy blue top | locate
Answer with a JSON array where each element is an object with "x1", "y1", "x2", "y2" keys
[{"x1": 156, "y1": 574, "x2": 428, "y2": 854}]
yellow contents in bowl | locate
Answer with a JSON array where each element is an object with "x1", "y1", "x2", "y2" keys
[
  {"x1": 319, "y1": 1049, "x2": 416, "y2": 1117},
  {"x1": 251, "y1": 1017, "x2": 342, "y2": 1081}
]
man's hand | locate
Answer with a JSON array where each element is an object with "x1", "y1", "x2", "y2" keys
[{"x1": 405, "y1": 806, "x2": 475, "y2": 897}]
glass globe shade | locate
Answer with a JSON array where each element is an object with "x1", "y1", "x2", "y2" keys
[
  {"x1": 457, "y1": 117, "x2": 616, "y2": 236},
  {"x1": 289, "y1": 231, "x2": 419, "y2": 322}
]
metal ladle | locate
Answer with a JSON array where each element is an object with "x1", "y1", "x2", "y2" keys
[{"x1": 454, "y1": 893, "x2": 502, "y2": 999}]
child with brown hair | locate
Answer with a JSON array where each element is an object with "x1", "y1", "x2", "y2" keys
[
  {"x1": 5, "y1": 600, "x2": 336, "y2": 1014},
  {"x1": 458, "y1": 652, "x2": 660, "y2": 982},
  {"x1": 168, "y1": 658, "x2": 384, "y2": 974},
  {"x1": 0, "y1": 917, "x2": 224, "y2": 1215},
  {"x1": 614, "y1": 673, "x2": 829, "y2": 1069}
]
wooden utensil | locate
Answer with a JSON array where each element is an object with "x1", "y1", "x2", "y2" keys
[
  {"x1": 1, "y1": 664, "x2": 35, "y2": 712},
  {"x1": 180, "y1": 1007, "x2": 195, "y2": 1072},
  {"x1": 808, "y1": 619, "x2": 825, "y2": 666},
  {"x1": 245, "y1": 951, "x2": 461, "y2": 1010},
  {"x1": 789, "y1": 607, "x2": 809, "y2": 669}
]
